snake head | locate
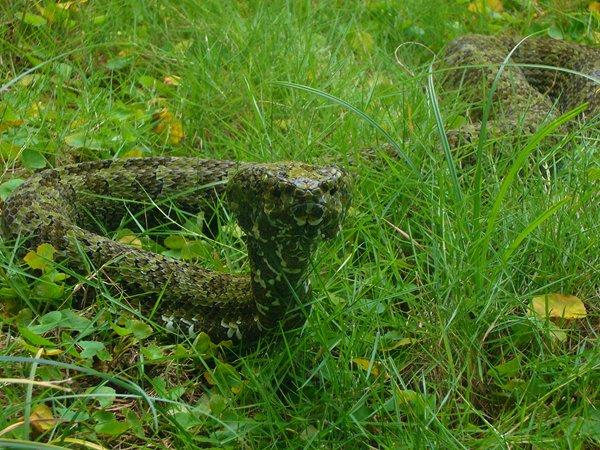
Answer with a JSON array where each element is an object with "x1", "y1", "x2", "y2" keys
[{"x1": 227, "y1": 162, "x2": 351, "y2": 242}]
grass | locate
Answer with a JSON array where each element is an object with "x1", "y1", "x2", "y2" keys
[{"x1": 0, "y1": 0, "x2": 599, "y2": 448}]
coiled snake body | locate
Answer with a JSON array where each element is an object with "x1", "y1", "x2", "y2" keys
[
  {"x1": 443, "y1": 35, "x2": 599, "y2": 145},
  {"x1": 1, "y1": 158, "x2": 350, "y2": 343}
]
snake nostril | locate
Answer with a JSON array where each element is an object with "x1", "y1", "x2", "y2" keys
[{"x1": 311, "y1": 206, "x2": 324, "y2": 219}]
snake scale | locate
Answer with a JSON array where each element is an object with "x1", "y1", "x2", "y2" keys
[{"x1": 1, "y1": 35, "x2": 598, "y2": 343}]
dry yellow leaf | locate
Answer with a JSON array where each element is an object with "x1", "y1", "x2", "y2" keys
[
  {"x1": 56, "y1": 0, "x2": 88, "y2": 10},
  {"x1": 18, "y1": 74, "x2": 42, "y2": 87},
  {"x1": 352, "y1": 357, "x2": 381, "y2": 376},
  {"x1": 589, "y1": 1, "x2": 600, "y2": 13},
  {"x1": 203, "y1": 370, "x2": 216, "y2": 385},
  {"x1": 27, "y1": 102, "x2": 43, "y2": 118},
  {"x1": 163, "y1": 75, "x2": 181, "y2": 86},
  {"x1": 468, "y1": 0, "x2": 504, "y2": 13},
  {"x1": 274, "y1": 118, "x2": 291, "y2": 131},
  {"x1": 153, "y1": 108, "x2": 184, "y2": 145},
  {"x1": 531, "y1": 293, "x2": 587, "y2": 319},
  {"x1": 120, "y1": 148, "x2": 143, "y2": 158},
  {"x1": 30, "y1": 404, "x2": 57, "y2": 433},
  {"x1": 0, "y1": 119, "x2": 24, "y2": 133},
  {"x1": 118, "y1": 234, "x2": 142, "y2": 249},
  {"x1": 350, "y1": 30, "x2": 375, "y2": 56}
]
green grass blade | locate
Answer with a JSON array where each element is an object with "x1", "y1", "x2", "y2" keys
[
  {"x1": 274, "y1": 80, "x2": 418, "y2": 173},
  {"x1": 501, "y1": 196, "x2": 571, "y2": 263},
  {"x1": 0, "y1": 356, "x2": 159, "y2": 430},
  {"x1": 0, "y1": 439, "x2": 69, "y2": 450},
  {"x1": 426, "y1": 62, "x2": 463, "y2": 204},
  {"x1": 479, "y1": 104, "x2": 587, "y2": 266}
]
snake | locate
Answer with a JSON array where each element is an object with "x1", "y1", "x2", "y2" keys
[
  {"x1": 1, "y1": 158, "x2": 350, "y2": 343},
  {"x1": 442, "y1": 35, "x2": 599, "y2": 147}
]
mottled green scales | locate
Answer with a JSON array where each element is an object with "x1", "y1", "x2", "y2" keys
[
  {"x1": 2, "y1": 157, "x2": 350, "y2": 343},
  {"x1": 443, "y1": 35, "x2": 599, "y2": 146}
]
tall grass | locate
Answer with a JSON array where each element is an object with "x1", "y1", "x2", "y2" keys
[{"x1": 0, "y1": 0, "x2": 598, "y2": 448}]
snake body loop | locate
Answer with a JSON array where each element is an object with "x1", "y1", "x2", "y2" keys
[
  {"x1": 442, "y1": 35, "x2": 599, "y2": 146},
  {"x1": 1, "y1": 157, "x2": 350, "y2": 343}
]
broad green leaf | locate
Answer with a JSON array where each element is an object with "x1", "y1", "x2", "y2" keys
[
  {"x1": 93, "y1": 15, "x2": 106, "y2": 25},
  {"x1": 489, "y1": 356, "x2": 521, "y2": 379},
  {"x1": 172, "y1": 410, "x2": 204, "y2": 430},
  {"x1": 45, "y1": 269, "x2": 67, "y2": 283},
  {"x1": 164, "y1": 235, "x2": 186, "y2": 250},
  {"x1": 192, "y1": 332, "x2": 217, "y2": 356},
  {"x1": 24, "y1": 243, "x2": 56, "y2": 271},
  {"x1": 59, "y1": 310, "x2": 91, "y2": 333},
  {"x1": 209, "y1": 394, "x2": 227, "y2": 415},
  {"x1": 106, "y1": 56, "x2": 133, "y2": 71},
  {"x1": 0, "y1": 178, "x2": 25, "y2": 201},
  {"x1": 204, "y1": 362, "x2": 244, "y2": 394},
  {"x1": 94, "y1": 412, "x2": 130, "y2": 436},
  {"x1": 29, "y1": 310, "x2": 90, "y2": 334},
  {"x1": 37, "y1": 243, "x2": 56, "y2": 261},
  {"x1": 140, "y1": 344, "x2": 165, "y2": 361},
  {"x1": 138, "y1": 75, "x2": 158, "y2": 89},
  {"x1": 181, "y1": 240, "x2": 210, "y2": 260},
  {"x1": 547, "y1": 26, "x2": 563, "y2": 40},
  {"x1": 79, "y1": 341, "x2": 112, "y2": 361},
  {"x1": 394, "y1": 389, "x2": 436, "y2": 418},
  {"x1": 35, "y1": 280, "x2": 64, "y2": 300},
  {"x1": 130, "y1": 320, "x2": 153, "y2": 340},
  {"x1": 21, "y1": 148, "x2": 47, "y2": 169},
  {"x1": 64, "y1": 132, "x2": 102, "y2": 150},
  {"x1": 18, "y1": 326, "x2": 56, "y2": 347},
  {"x1": 20, "y1": 12, "x2": 47, "y2": 27},
  {"x1": 87, "y1": 386, "x2": 116, "y2": 408},
  {"x1": 53, "y1": 62, "x2": 73, "y2": 79}
]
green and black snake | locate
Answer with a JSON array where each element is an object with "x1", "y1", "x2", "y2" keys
[
  {"x1": 1, "y1": 35, "x2": 598, "y2": 343},
  {"x1": 2, "y1": 158, "x2": 350, "y2": 343}
]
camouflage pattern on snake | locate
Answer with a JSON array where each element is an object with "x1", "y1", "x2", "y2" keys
[
  {"x1": 1, "y1": 158, "x2": 350, "y2": 343},
  {"x1": 443, "y1": 35, "x2": 599, "y2": 146}
]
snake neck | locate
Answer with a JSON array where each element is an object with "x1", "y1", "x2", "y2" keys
[{"x1": 246, "y1": 235, "x2": 316, "y2": 330}]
